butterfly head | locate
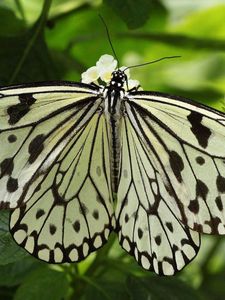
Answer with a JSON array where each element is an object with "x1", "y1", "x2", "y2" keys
[{"x1": 110, "y1": 69, "x2": 127, "y2": 89}]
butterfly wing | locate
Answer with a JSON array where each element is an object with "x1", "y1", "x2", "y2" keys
[
  {"x1": 10, "y1": 109, "x2": 114, "y2": 263},
  {"x1": 123, "y1": 91, "x2": 225, "y2": 235},
  {"x1": 0, "y1": 82, "x2": 100, "y2": 209},
  {"x1": 116, "y1": 111, "x2": 200, "y2": 275},
  {"x1": 0, "y1": 82, "x2": 114, "y2": 262}
]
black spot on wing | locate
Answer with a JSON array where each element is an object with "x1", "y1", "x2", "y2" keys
[
  {"x1": 187, "y1": 111, "x2": 211, "y2": 148},
  {"x1": 96, "y1": 194, "x2": 102, "y2": 203},
  {"x1": 188, "y1": 179, "x2": 208, "y2": 214},
  {"x1": 96, "y1": 166, "x2": 101, "y2": 177},
  {"x1": 193, "y1": 223, "x2": 203, "y2": 232},
  {"x1": 169, "y1": 151, "x2": 184, "y2": 183},
  {"x1": 73, "y1": 220, "x2": 80, "y2": 232},
  {"x1": 205, "y1": 216, "x2": 222, "y2": 234},
  {"x1": 138, "y1": 228, "x2": 143, "y2": 239},
  {"x1": 125, "y1": 214, "x2": 129, "y2": 223},
  {"x1": 92, "y1": 210, "x2": 99, "y2": 220},
  {"x1": 7, "y1": 94, "x2": 36, "y2": 125},
  {"x1": 7, "y1": 177, "x2": 18, "y2": 192},
  {"x1": 172, "y1": 244, "x2": 179, "y2": 252},
  {"x1": 36, "y1": 209, "x2": 45, "y2": 219},
  {"x1": 196, "y1": 179, "x2": 208, "y2": 200},
  {"x1": 215, "y1": 196, "x2": 223, "y2": 211},
  {"x1": 188, "y1": 199, "x2": 199, "y2": 214},
  {"x1": 28, "y1": 134, "x2": 45, "y2": 164},
  {"x1": 165, "y1": 222, "x2": 173, "y2": 232},
  {"x1": 0, "y1": 158, "x2": 14, "y2": 177},
  {"x1": 49, "y1": 224, "x2": 57, "y2": 235},
  {"x1": 8, "y1": 134, "x2": 17, "y2": 143},
  {"x1": 216, "y1": 175, "x2": 225, "y2": 193},
  {"x1": 196, "y1": 156, "x2": 205, "y2": 165},
  {"x1": 155, "y1": 235, "x2": 161, "y2": 246}
]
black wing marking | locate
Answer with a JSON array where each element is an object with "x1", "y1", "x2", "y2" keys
[
  {"x1": 115, "y1": 113, "x2": 200, "y2": 275},
  {"x1": 10, "y1": 111, "x2": 114, "y2": 263},
  {"x1": 0, "y1": 82, "x2": 100, "y2": 209},
  {"x1": 125, "y1": 91, "x2": 225, "y2": 235}
]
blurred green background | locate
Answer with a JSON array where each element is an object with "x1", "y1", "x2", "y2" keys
[{"x1": 0, "y1": 0, "x2": 225, "y2": 299}]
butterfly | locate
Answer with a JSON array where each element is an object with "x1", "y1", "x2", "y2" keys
[{"x1": 1, "y1": 54, "x2": 225, "y2": 275}]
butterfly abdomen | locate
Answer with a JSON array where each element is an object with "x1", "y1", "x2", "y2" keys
[
  {"x1": 105, "y1": 88, "x2": 123, "y2": 194},
  {"x1": 110, "y1": 116, "x2": 121, "y2": 193}
]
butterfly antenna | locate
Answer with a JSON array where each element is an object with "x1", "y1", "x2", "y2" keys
[
  {"x1": 99, "y1": 14, "x2": 120, "y2": 65},
  {"x1": 123, "y1": 56, "x2": 181, "y2": 71}
]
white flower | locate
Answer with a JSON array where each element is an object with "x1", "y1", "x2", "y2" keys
[
  {"x1": 127, "y1": 79, "x2": 140, "y2": 90},
  {"x1": 96, "y1": 54, "x2": 117, "y2": 70},
  {"x1": 97, "y1": 54, "x2": 118, "y2": 83},
  {"x1": 99, "y1": 70, "x2": 114, "y2": 83},
  {"x1": 81, "y1": 66, "x2": 99, "y2": 84}
]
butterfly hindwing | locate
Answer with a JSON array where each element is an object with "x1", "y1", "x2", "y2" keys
[
  {"x1": 10, "y1": 108, "x2": 114, "y2": 263},
  {"x1": 116, "y1": 114, "x2": 200, "y2": 275}
]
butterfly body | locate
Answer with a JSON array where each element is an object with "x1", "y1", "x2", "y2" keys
[
  {"x1": 102, "y1": 69, "x2": 128, "y2": 192},
  {"x1": 1, "y1": 55, "x2": 225, "y2": 275}
]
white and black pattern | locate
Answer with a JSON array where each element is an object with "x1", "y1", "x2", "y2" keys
[
  {"x1": 1, "y1": 55, "x2": 225, "y2": 275},
  {"x1": 0, "y1": 82, "x2": 99, "y2": 209},
  {"x1": 116, "y1": 113, "x2": 200, "y2": 275},
  {"x1": 9, "y1": 90, "x2": 114, "y2": 262},
  {"x1": 126, "y1": 92, "x2": 225, "y2": 235}
]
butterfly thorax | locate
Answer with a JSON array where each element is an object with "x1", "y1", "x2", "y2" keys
[{"x1": 104, "y1": 70, "x2": 127, "y2": 193}]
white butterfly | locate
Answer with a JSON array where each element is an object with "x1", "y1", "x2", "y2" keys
[{"x1": 1, "y1": 54, "x2": 225, "y2": 275}]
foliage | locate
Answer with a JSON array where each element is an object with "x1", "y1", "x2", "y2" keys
[{"x1": 0, "y1": 0, "x2": 225, "y2": 299}]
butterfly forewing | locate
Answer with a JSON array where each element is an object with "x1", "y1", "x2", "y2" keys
[
  {"x1": 9, "y1": 88, "x2": 114, "y2": 263},
  {"x1": 126, "y1": 91, "x2": 225, "y2": 235},
  {"x1": 0, "y1": 83, "x2": 99, "y2": 209}
]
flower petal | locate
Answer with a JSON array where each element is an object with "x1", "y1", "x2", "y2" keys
[
  {"x1": 81, "y1": 66, "x2": 99, "y2": 83},
  {"x1": 127, "y1": 79, "x2": 140, "y2": 90},
  {"x1": 97, "y1": 54, "x2": 118, "y2": 75}
]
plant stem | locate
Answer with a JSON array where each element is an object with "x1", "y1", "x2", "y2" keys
[
  {"x1": 9, "y1": 0, "x2": 52, "y2": 84},
  {"x1": 120, "y1": 32, "x2": 225, "y2": 51},
  {"x1": 48, "y1": 3, "x2": 91, "y2": 25}
]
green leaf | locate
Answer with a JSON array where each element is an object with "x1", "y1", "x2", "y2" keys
[
  {"x1": 0, "y1": 27, "x2": 57, "y2": 85},
  {"x1": 0, "y1": 0, "x2": 56, "y2": 85},
  {"x1": 83, "y1": 279, "x2": 129, "y2": 300},
  {"x1": 127, "y1": 275, "x2": 202, "y2": 300},
  {"x1": 199, "y1": 270, "x2": 225, "y2": 300},
  {"x1": 0, "y1": 257, "x2": 41, "y2": 287},
  {"x1": 14, "y1": 267, "x2": 70, "y2": 300},
  {"x1": 104, "y1": 0, "x2": 158, "y2": 29},
  {"x1": 0, "y1": 212, "x2": 28, "y2": 265},
  {"x1": 172, "y1": 5, "x2": 225, "y2": 39},
  {"x1": 0, "y1": 7, "x2": 25, "y2": 35},
  {"x1": 0, "y1": 285, "x2": 16, "y2": 300}
]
